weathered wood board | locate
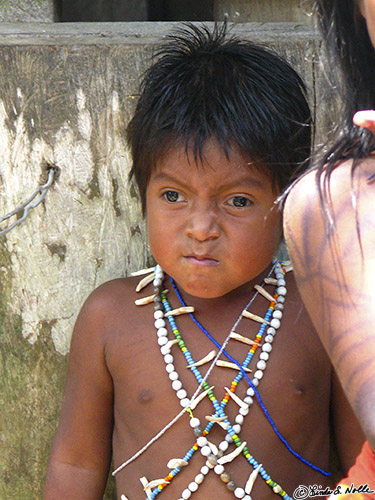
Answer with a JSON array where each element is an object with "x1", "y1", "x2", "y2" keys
[
  {"x1": 0, "y1": 0, "x2": 56, "y2": 22},
  {"x1": 214, "y1": 0, "x2": 314, "y2": 22}
]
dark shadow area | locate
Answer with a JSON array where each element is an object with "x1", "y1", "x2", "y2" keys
[
  {"x1": 148, "y1": 0, "x2": 214, "y2": 21},
  {"x1": 58, "y1": 0, "x2": 214, "y2": 22},
  {"x1": 54, "y1": 0, "x2": 62, "y2": 20}
]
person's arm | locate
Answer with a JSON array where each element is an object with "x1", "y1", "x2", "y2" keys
[
  {"x1": 331, "y1": 369, "x2": 365, "y2": 474},
  {"x1": 283, "y1": 161, "x2": 375, "y2": 451},
  {"x1": 44, "y1": 286, "x2": 115, "y2": 499}
]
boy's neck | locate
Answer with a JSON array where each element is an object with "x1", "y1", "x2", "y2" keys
[{"x1": 168, "y1": 262, "x2": 275, "y2": 311}]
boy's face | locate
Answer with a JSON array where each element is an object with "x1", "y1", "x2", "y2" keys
[{"x1": 146, "y1": 139, "x2": 282, "y2": 299}]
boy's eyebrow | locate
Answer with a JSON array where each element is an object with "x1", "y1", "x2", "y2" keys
[{"x1": 151, "y1": 171, "x2": 266, "y2": 190}]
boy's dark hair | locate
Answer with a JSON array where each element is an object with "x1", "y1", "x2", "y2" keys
[{"x1": 127, "y1": 23, "x2": 311, "y2": 212}]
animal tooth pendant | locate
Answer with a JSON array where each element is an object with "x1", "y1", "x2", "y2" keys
[
  {"x1": 136, "y1": 272, "x2": 155, "y2": 292},
  {"x1": 139, "y1": 477, "x2": 152, "y2": 500},
  {"x1": 242, "y1": 310, "x2": 270, "y2": 325},
  {"x1": 189, "y1": 385, "x2": 214, "y2": 410},
  {"x1": 217, "y1": 441, "x2": 247, "y2": 465},
  {"x1": 216, "y1": 360, "x2": 251, "y2": 372},
  {"x1": 205, "y1": 414, "x2": 227, "y2": 423},
  {"x1": 224, "y1": 387, "x2": 249, "y2": 410},
  {"x1": 217, "y1": 421, "x2": 229, "y2": 430},
  {"x1": 207, "y1": 440, "x2": 219, "y2": 455},
  {"x1": 167, "y1": 458, "x2": 189, "y2": 469},
  {"x1": 143, "y1": 478, "x2": 170, "y2": 490},
  {"x1": 164, "y1": 338, "x2": 180, "y2": 350},
  {"x1": 254, "y1": 284, "x2": 275, "y2": 303},
  {"x1": 135, "y1": 294, "x2": 156, "y2": 306},
  {"x1": 165, "y1": 306, "x2": 195, "y2": 317},
  {"x1": 205, "y1": 414, "x2": 229, "y2": 429},
  {"x1": 187, "y1": 350, "x2": 216, "y2": 368},
  {"x1": 131, "y1": 266, "x2": 155, "y2": 276},
  {"x1": 135, "y1": 289, "x2": 168, "y2": 306},
  {"x1": 245, "y1": 464, "x2": 262, "y2": 494},
  {"x1": 264, "y1": 277, "x2": 278, "y2": 285},
  {"x1": 229, "y1": 331, "x2": 258, "y2": 346}
]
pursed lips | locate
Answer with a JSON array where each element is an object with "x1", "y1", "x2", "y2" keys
[{"x1": 184, "y1": 254, "x2": 220, "y2": 266}]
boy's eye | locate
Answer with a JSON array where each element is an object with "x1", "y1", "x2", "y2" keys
[
  {"x1": 227, "y1": 196, "x2": 252, "y2": 208},
  {"x1": 163, "y1": 190, "x2": 184, "y2": 203}
]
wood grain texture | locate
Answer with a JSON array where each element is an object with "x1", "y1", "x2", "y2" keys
[
  {"x1": 214, "y1": 0, "x2": 314, "y2": 22},
  {"x1": 0, "y1": 0, "x2": 56, "y2": 22}
]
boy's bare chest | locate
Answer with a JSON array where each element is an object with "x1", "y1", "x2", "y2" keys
[
  {"x1": 106, "y1": 275, "x2": 332, "y2": 499},
  {"x1": 110, "y1": 297, "x2": 329, "y2": 427},
  {"x1": 109, "y1": 272, "x2": 329, "y2": 407}
]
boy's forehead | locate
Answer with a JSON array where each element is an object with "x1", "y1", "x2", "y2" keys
[
  {"x1": 155, "y1": 138, "x2": 246, "y2": 172},
  {"x1": 153, "y1": 138, "x2": 276, "y2": 189}
]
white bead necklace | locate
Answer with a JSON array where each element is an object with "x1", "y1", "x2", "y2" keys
[{"x1": 150, "y1": 261, "x2": 291, "y2": 500}]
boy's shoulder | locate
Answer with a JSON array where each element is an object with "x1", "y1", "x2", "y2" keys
[
  {"x1": 87, "y1": 268, "x2": 159, "y2": 305},
  {"x1": 75, "y1": 273, "x2": 153, "y2": 343},
  {"x1": 83, "y1": 276, "x2": 139, "y2": 315}
]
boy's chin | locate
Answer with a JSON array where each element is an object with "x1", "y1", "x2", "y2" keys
[{"x1": 174, "y1": 278, "x2": 254, "y2": 300}]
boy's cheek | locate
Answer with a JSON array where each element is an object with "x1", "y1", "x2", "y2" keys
[{"x1": 146, "y1": 214, "x2": 168, "y2": 261}]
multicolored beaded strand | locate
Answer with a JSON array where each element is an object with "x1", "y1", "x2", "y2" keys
[
  {"x1": 156, "y1": 299, "x2": 273, "y2": 499},
  {"x1": 170, "y1": 266, "x2": 331, "y2": 478},
  {"x1": 151, "y1": 262, "x2": 292, "y2": 499},
  {"x1": 114, "y1": 262, "x2": 330, "y2": 499}
]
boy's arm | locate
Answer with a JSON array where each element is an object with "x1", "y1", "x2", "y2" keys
[
  {"x1": 283, "y1": 162, "x2": 375, "y2": 452},
  {"x1": 44, "y1": 285, "x2": 115, "y2": 499}
]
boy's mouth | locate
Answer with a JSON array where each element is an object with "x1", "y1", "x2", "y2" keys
[{"x1": 184, "y1": 254, "x2": 219, "y2": 267}]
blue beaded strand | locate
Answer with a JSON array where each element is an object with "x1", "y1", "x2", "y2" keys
[
  {"x1": 153, "y1": 283, "x2": 293, "y2": 499},
  {"x1": 169, "y1": 275, "x2": 331, "y2": 478}
]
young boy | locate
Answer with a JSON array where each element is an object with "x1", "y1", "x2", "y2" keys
[{"x1": 44, "y1": 24, "x2": 364, "y2": 500}]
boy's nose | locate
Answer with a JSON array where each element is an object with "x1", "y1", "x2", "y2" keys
[{"x1": 185, "y1": 204, "x2": 220, "y2": 242}]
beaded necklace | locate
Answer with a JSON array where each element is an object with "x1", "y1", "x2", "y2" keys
[
  {"x1": 170, "y1": 275, "x2": 331, "y2": 478},
  {"x1": 115, "y1": 261, "x2": 330, "y2": 499},
  {"x1": 150, "y1": 261, "x2": 292, "y2": 499}
]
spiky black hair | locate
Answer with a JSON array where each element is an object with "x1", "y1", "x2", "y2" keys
[{"x1": 127, "y1": 23, "x2": 311, "y2": 212}]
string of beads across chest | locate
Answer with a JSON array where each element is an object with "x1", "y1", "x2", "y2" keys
[{"x1": 114, "y1": 259, "x2": 329, "y2": 499}]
